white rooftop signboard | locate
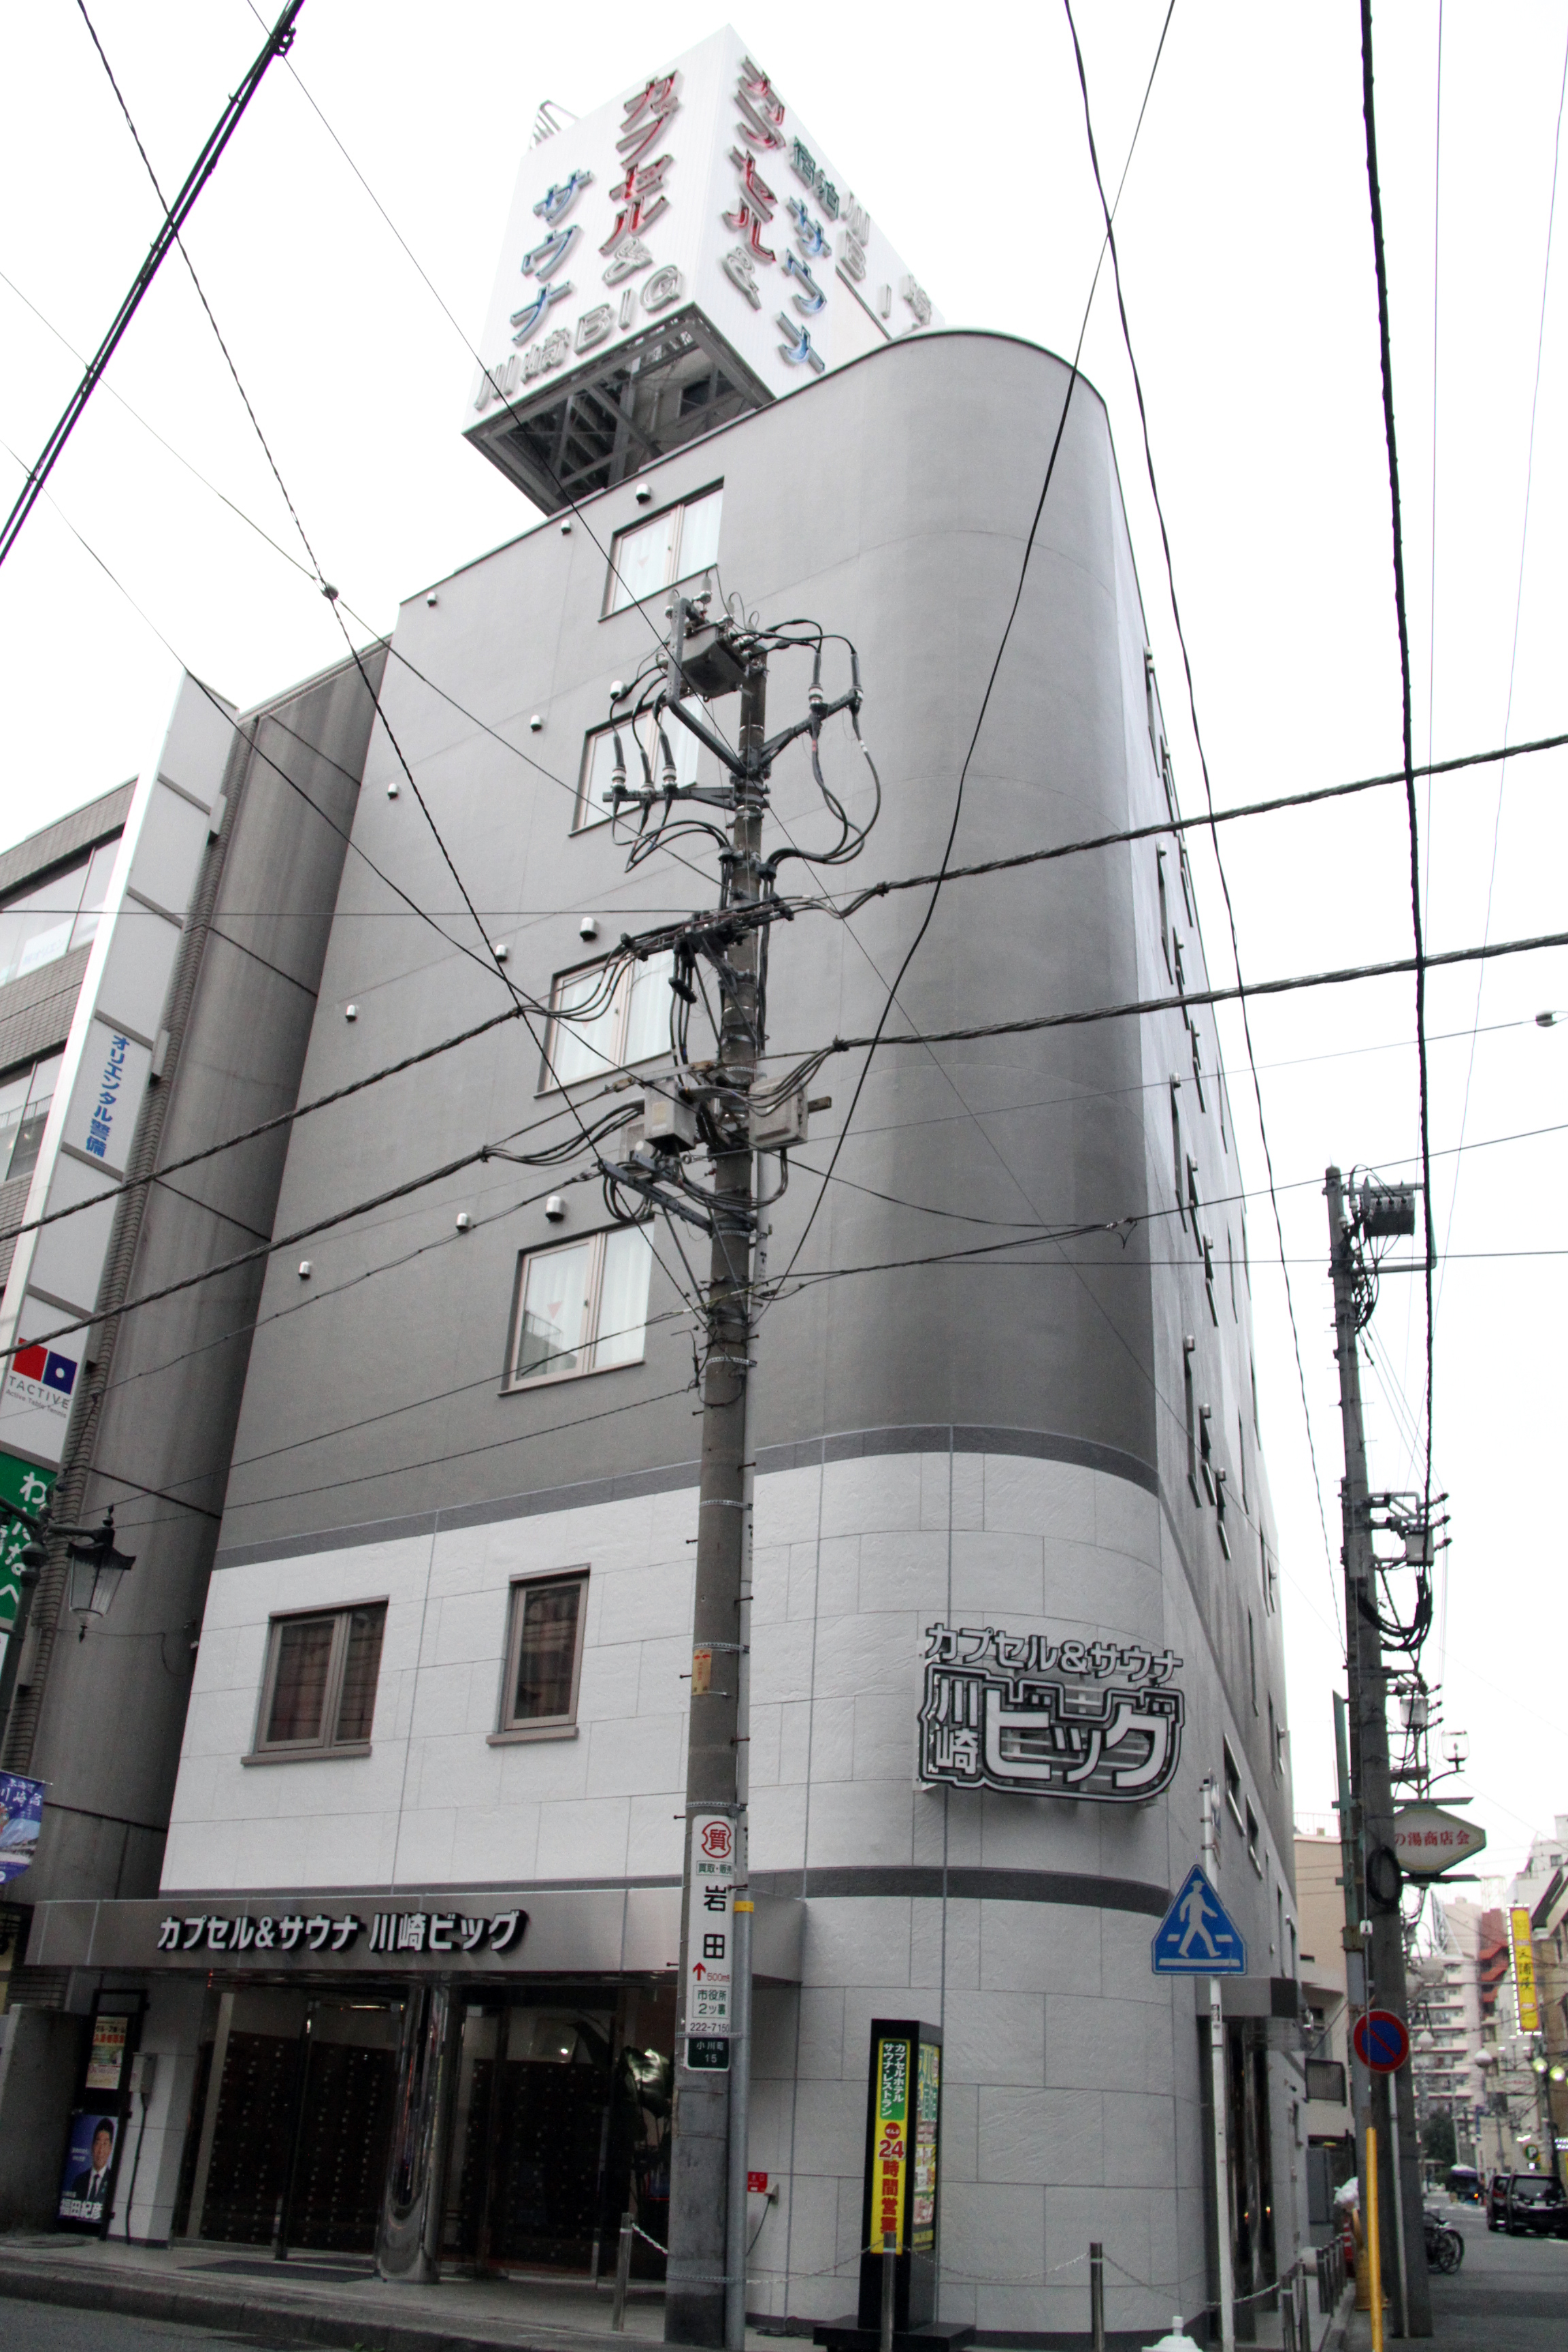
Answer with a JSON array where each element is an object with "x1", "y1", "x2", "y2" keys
[{"x1": 463, "y1": 25, "x2": 941, "y2": 511}]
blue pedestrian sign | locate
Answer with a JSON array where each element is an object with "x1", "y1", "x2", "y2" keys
[{"x1": 1151, "y1": 1864, "x2": 1247, "y2": 1975}]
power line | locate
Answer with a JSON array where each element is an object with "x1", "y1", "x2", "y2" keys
[
  {"x1": 1435, "y1": 20, "x2": 1568, "y2": 1325},
  {"x1": 770, "y1": 0, "x2": 1177, "y2": 1311},
  {"x1": 1063, "y1": 0, "x2": 1335, "y2": 1600},
  {"x1": 1360, "y1": 0, "x2": 1437, "y2": 1527},
  {"x1": 808, "y1": 920, "x2": 1568, "y2": 1057},
  {"x1": 0, "y1": 0, "x2": 304, "y2": 573}
]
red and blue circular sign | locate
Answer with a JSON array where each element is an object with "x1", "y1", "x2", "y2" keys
[{"x1": 1353, "y1": 2010, "x2": 1411, "y2": 2074}]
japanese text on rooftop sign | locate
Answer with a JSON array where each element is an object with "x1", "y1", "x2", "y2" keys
[{"x1": 684, "y1": 1812, "x2": 734, "y2": 2038}]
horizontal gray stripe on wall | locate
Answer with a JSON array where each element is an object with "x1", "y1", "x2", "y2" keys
[
  {"x1": 749, "y1": 1866, "x2": 1171, "y2": 1916},
  {"x1": 214, "y1": 1422, "x2": 1158, "y2": 1570}
]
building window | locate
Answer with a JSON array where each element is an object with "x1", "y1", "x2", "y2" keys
[
  {"x1": 1202, "y1": 1233, "x2": 1218, "y2": 1326},
  {"x1": 1198, "y1": 1402, "x2": 1215, "y2": 1501},
  {"x1": 0, "y1": 1051, "x2": 64, "y2": 1188},
  {"x1": 0, "y1": 839, "x2": 119, "y2": 991},
  {"x1": 1223, "y1": 1737, "x2": 1244, "y2": 1830},
  {"x1": 1170, "y1": 1081, "x2": 1184, "y2": 1223},
  {"x1": 1228, "y1": 1228, "x2": 1238, "y2": 1319},
  {"x1": 1247, "y1": 1607, "x2": 1258, "y2": 1710},
  {"x1": 1177, "y1": 836, "x2": 1196, "y2": 921},
  {"x1": 542, "y1": 950, "x2": 675, "y2": 1088},
  {"x1": 1156, "y1": 851, "x2": 1172, "y2": 979},
  {"x1": 252, "y1": 1602, "x2": 386, "y2": 1758},
  {"x1": 574, "y1": 706, "x2": 713, "y2": 832},
  {"x1": 497, "y1": 1571, "x2": 588, "y2": 1736},
  {"x1": 1237, "y1": 1413, "x2": 1248, "y2": 1509},
  {"x1": 1216, "y1": 1467, "x2": 1232, "y2": 1560},
  {"x1": 1275, "y1": 1710, "x2": 1288, "y2": 1782},
  {"x1": 606, "y1": 485, "x2": 723, "y2": 615},
  {"x1": 1246, "y1": 1801, "x2": 1262, "y2": 1875},
  {"x1": 1189, "y1": 1017, "x2": 1207, "y2": 1109},
  {"x1": 1183, "y1": 1336, "x2": 1198, "y2": 1501},
  {"x1": 1186, "y1": 1154, "x2": 1201, "y2": 1246},
  {"x1": 507, "y1": 1226, "x2": 653, "y2": 1388}
]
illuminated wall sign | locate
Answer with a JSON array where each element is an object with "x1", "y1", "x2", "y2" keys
[
  {"x1": 465, "y1": 27, "x2": 941, "y2": 497},
  {"x1": 917, "y1": 1621, "x2": 1186, "y2": 1802},
  {"x1": 1512, "y1": 1904, "x2": 1540, "y2": 2032}
]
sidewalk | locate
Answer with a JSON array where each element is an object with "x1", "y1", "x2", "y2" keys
[{"x1": 0, "y1": 2234, "x2": 1357, "y2": 2352}]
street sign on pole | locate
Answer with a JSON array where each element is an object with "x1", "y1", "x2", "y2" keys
[
  {"x1": 1353, "y1": 2010, "x2": 1411, "y2": 2075},
  {"x1": 683, "y1": 1811, "x2": 734, "y2": 2067},
  {"x1": 1392, "y1": 1801, "x2": 1486, "y2": 1878},
  {"x1": 1151, "y1": 1865, "x2": 1248, "y2": 1976}
]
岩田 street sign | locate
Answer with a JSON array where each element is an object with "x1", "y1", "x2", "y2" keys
[
  {"x1": 1151, "y1": 1864, "x2": 1247, "y2": 1975},
  {"x1": 683, "y1": 1810, "x2": 734, "y2": 2068}
]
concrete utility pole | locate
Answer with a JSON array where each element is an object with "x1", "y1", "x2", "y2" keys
[
  {"x1": 1325, "y1": 1166, "x2": 1431, "y2": 2338},
  {"x1": 665, "y1": 648, "x2": 768, "y2": 2351}
]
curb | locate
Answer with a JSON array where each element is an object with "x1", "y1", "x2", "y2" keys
[{"x1": 0, "y1": 2255, "x2": 648, "y2": 2352}]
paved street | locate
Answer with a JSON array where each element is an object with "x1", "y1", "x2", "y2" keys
[
  {"x1": 1344, "y1": 2202, "x2": 1568, "y2": 2351},
  {"x1": 0, "y1": 2308, "x2": 278, "y2": 2352}
]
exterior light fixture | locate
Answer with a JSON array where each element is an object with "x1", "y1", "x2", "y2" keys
[
  {"x1": 579, "y1": 917, "x2": 600, "y2": 941},
  {"x1": 345, "y1": 1004, "x2": 358, "y2": 1021},
  {"x1": 1531, "y1": 2054, "x2": 1549, "y2": 2076},
  {"x1": 492, "y1": 943, "x2": 508, "y2": 962},
  {"x1": 529, "y1": 713, "x2": 544, "y2": 732},
  {"x1": 298, "y1": 1260, "x2": 312, "y2": 1279},
  {"x1": 1551, "y1": 2063, "x2": 1567, "y2": 2084},
  {"x1": 386, "y1": 783, "x2": 399, "y2": 798},
  {"x1": 544, "y1": 1194, "x2": 567, "y2": 1223},
  {"x1": 425, "y1": 593, "x2": 439, "y2": 608},
  {"x1": 455, "y1": 1213, "x2": 472, "y2": 1232},
  {"x1": 634, "y1": 484, "x2": 653, "y2": 504},
  {"x1": 66, "y1": 1510, "x2": 136, "y2": 1624}
]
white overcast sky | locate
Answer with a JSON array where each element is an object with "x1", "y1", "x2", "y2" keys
[{"x1": 2, "y1": 3, "x2": 1565, "y2": 1885}]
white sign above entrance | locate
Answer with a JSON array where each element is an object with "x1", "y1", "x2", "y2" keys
[{"x1": 917, "y1": 1622, "x2": 1186, "y2": 1803}]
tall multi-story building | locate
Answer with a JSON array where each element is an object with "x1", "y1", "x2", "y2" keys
[
  {"x1": 0, "y1": 651, "x2": 384, "y2": 2211},
  {"x1": 2, "y1": 29, "x2": 1305, "y2": 2343},
  {"x1": 1295, "y1": 1831, "x2": 1354, "y2": 2230}
]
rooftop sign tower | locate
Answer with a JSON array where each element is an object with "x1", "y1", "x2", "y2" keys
[{"x1": 463, "y1": 24, "x2": 940, "y2": 511}]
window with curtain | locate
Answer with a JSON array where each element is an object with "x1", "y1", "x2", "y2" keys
[
  {"x1": 252, "y1": 1601, "x2": 387, "y2": 1757},
  {"x1": 508, "y1": 1226, "x2": 653, "y2": 1388},
  {"x1": 500, "y1": 1573, "x2": 587, "y2": 1732}
]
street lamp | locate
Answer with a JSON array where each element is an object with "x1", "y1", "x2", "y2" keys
[
  {"x1": 0, "y1": 1499, "x2": 137, "y2": 1752},
  {"x1": 65, "y1": 1510, "x2": 136, "y2": 1629}
]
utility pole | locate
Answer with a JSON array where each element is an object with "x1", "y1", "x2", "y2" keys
[
  {"x1": 665, "y1": 644, "x2": 768, "y2": 2351},
  {"x1": 1325, "y1": 1166, "x2": 1431, "y2": 2338},
  {"x1": 1200, "y1": 1778, "x2": 1236, "y2": 2352}
]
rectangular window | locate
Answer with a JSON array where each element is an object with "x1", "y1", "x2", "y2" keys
[
  {"x1": 1228, "y1": 1228, "x2": 1238, "y2": 1319},
  {"x1": 1156, "y1": 851, "x2": 1172, "y2": 979},
  {"x1": 1216, "y1": 1467, "x2": 1232, "y2": 1561},
  {"x1": 499, "y1": 1571, "x2": 587, "y2": 1734},
  {"x1": 574, "y1": 707, "x2": 710, "y2": 832},
  {"x1": 1247, "y1": 1608, "x2": 1257, "y2": 1711},
  {"x1": 1246, "y1": 1801, "x2": 1262, "y2": 1874},
  {"x1": 1190, "y1": 1017, "x2": 1207, "y2": 1108},
  {"x1": 508, "y1": 1225, "x2": 653, "y2": 1388},
  {"x1": 542, "y1": 949, "x2": 675, "y2": 1088},
  {"x1": 1177, "y1": 835, "x2": 1195, "y2": 921},
  {"x1": 1237, "y1": 1414, "x2": 1248, "y2": 1511},
  {"x1": 1202, "y1": 1232, "x2": 1218, "y2": 1326},
  {"x1": 0, "y1": 1051, "x2": 64, "y2": 1188},
  {"x1": 606, "y1": 486, "x2": 723, "y2": 615},
  {"x1": 1223, "y1": 1737, "x2": 1243, "y2": 1830},
  {"x1": 1199, "y1": 1403, "x2": 1215, "y2": 1502},
  {"x1": 1183, "y1": 1336, "x2": 1198, "y2": 1502},
  {"x1": 1186, "y1": 1154, "x2": 1201, "y2": 1246},
  {"x1": 0, "y1": 840, "x2": 120, "y2": 990},
  {"x1": 252, "y1": 1601, "x2": 387, "y2": 1758},
  {"x1": 1169, "y1": 1082, "x2": 1186, "y2": 1224}
]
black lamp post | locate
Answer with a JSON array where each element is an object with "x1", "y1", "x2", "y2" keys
[{"x1": 0, "y1": 1501, "x2": 135, "y2": 1759}]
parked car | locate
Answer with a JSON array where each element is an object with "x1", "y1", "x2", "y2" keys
[{"x1": 1502, "y1": 2174, "x2": 1568, "y2": 2237}]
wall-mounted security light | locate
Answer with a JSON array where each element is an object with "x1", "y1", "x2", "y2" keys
[
  {"x1": 634, "y1": 484, "x2": 653, "y2": 504},
  {"x1": 298, "y1": 1260, "x2": 312, "y2": 1279},
  {"x1": 386, "y1": 783, "x2": 399, "y2": 798},
  {"x1": 426, "y1": 593, "x2": 439, "y2": 608},
  {"x1": 455, "y1": 1213, "x2": 472, "y2": 1232},
  {"x1": 345, "y1": 1004, "x2": 358, "y2": 1022},
  {"x1": 529, "y1": 713, "x2": 544, "y2": 732},
  {"x1": 492, "y1": 943, "x2": 509, "y2": 962},
  {"x1": 544, "y1": 1194, "x2": 567, "y2": 1222}
]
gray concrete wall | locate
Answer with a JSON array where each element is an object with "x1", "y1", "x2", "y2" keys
[
  {"x1": 0, "y1": 2006, "x2": 86, "y2": 2228},
  {"x1": 16, "y1": 653, "x2": 385, "y2": 1908}
]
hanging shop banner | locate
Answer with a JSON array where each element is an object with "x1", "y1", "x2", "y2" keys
[
  {"x1": 683, "y1": 1811, "x2": 734, "y2": 2064},
  {"x1": 57, "y1": 2109, "x2": 119, "y2": 2231},
  {"x1": 0, "y1": 1769, "x2": 45, "y2": 1883},
  {"x1": 0, "y1": 1452, "x2": 55, "y2": 1631},
  {"x1": 1512, "y1": 1906, "x2": 1541, "y2": 2032},
  {"x1": 917, "y1": 1621, "x2": 1184, "y2": 1801}
]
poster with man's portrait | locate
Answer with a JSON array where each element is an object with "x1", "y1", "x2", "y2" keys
[{"x1": 57, "y1": 2110, "x2": 118, "y2": 2229}]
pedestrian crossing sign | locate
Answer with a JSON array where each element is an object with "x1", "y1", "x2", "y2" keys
[{"x1": 1151, "y1": 1864, "x2": 1247, "y2": 1974}]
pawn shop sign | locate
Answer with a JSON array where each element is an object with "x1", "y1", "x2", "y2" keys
[{"x1": 1392, "y1": 1802, "x2": 1486, "y2": 1879}]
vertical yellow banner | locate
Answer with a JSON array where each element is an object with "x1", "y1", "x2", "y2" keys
[
  {"x1": 873, "y1": 2036, "x2": 909, "y2": 2253},
  {"x1": 1512, "y1": 1906, "x2": 1540, "y2": 2032}
]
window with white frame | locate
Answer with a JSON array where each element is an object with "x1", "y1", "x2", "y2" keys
[
  {"x1": 574, "y1": 707, "x2": 708, "y2": 832},
  {"x1": 0, "y1": 1051, "x2": 64, "y2": 1189},
  {"x1": 605, "y1": 486, "x2": 723, "y2": 615},
  {"x1": 0, "y1": 840, "x2": 120, "y2": 990},
  {"x1": 1222, "y1": 1737, "x2": 1244, "y2": 1829},
  {"x1": 507, "y1": 1226, "x2": 653, "y2": 1388},
  {"x1": 497, "y1": 1571, "x2": 587, "y2": 1735},
  {"x1": 542, "y1": 951, "x2": 674, "y2": 1088},
  {"x1": 251, "y1": 1601, "x2": 387, "y2": 1759}
]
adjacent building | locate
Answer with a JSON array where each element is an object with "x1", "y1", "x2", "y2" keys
[
  {"x1": 1, "y1": 28, "x2": 1306, "y2": 2345},
  {"x1": 1294, "y1": 1831, "x2": 1354, "y2": 2232}
]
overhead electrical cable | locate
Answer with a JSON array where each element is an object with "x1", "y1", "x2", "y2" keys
[
  {"x1": 1434, "y1": 20, "x2": 1568, "y2": 1326},
  {"x1": 0, "y1": 0, "x2": 304, "y2": 574},
  {"x1": 1360, "y1": 0, "x2": 1437, "y2": 1521},
  {"x1": 768, "y1": 0, "x2": 1177, "y2": 1311},
  {"x1": 1062, "y1": 0, "x2": 1335, "y2": 1595}
]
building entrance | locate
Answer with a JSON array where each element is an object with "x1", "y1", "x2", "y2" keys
[{"x1": 186, "y1": 1989, "x2": 401, "y2": 2250}]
